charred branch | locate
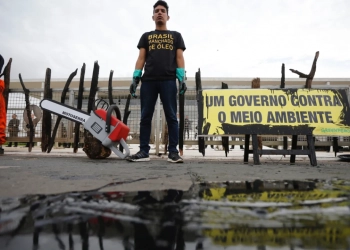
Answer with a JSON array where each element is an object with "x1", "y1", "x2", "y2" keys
[
  {"x1": 3, "y1": 58, "x2": 12, "y2": 111},
  {"x1": 290, "y1": 51, "x2": 319, "y2": 88},
  {"x1": 19, "y1": 74, "x2": 34, "y2": 152},
  {"x1": 41, "y1": 68, "x2": 52, "y2": 152},
  {"x1": 73, "y1": 63, "x2": 85, "y2": 153},
  {"x1": 48, "y1": 69, "x2": 77, "y2": 153}
]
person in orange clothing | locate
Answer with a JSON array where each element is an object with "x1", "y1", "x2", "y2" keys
[{"x1": 0, "y1": 54, "x2": 6, "y2": 155}]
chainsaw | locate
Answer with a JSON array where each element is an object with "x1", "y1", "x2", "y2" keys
[{"x1": 40, "y1": 99, "x2": 130, "y2": 159}]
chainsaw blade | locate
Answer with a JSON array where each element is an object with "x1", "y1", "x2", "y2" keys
[{"x1": 40, "y1": 99, "x2": 90, "y2": 124}]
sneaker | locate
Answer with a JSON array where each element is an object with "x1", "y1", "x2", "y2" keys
[
  {"x1": 167, "y1": 152, "x2": 183, "y2": 163},
  {"x1": 126, "y1": 151, "x2": 150, "y2": 162}
]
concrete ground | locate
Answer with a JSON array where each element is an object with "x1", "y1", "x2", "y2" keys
[{"x1": 0, "y1": 144, "x2": 349, "y2": 197}]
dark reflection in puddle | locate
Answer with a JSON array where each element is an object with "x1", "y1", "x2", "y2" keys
[{"x1": 1, "y1": 179, "x2": 350, "y2": 249}]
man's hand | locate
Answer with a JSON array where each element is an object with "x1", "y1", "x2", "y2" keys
[
  {"x1": 176, "y1": 68, "x2": 185, "y2": 82},
  {"x1": 130, "y1": 77, "x2": 140, "y2": 98},
  {"x1": 176, "y1": 68, "x2": 187, "y2": 95},
  {"x1": 130, "y1": 69, "x2": 142, "y2": 98},
  {"x1": 179, "y1": 81, "x2": 187, "y2": 95}
]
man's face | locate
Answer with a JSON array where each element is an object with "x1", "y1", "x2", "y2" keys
[
  {"x1": 152, "y1": 5, "x2": 169, "y2": 25},
  {"x1": 12, "y1": 114, "x2": 16, "y2": 119}
]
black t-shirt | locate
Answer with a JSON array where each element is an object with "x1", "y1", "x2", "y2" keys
[{"x1": 137, "y1": 30, "x2": 186, "y2": 81}]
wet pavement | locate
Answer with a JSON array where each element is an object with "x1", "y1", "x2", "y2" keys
[
  {"x1": 0, "y1": 145, "x2": 349, "y2": 196},
  {"x1": 1, "y1": 145, "x2": 350, "y2": 249},
  {"x1": 1, "y1": 179, "x2": 350, "y2": 249}
]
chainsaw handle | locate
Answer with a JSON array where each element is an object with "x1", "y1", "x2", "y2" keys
[{"x1": 105, "y1": 104, "x2": 121, "y2": 133}]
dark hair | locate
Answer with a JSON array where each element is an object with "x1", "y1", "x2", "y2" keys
[{"x1": 153, "y1": 0, "x2": 169, "y2": 14}]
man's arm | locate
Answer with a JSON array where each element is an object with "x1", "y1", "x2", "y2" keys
[
  {"x1": 130, "y1": 48, "x2": 146, "y2": 98},
  {"x1": 176, "y1": 49, "x2": 186, "y2": 95},
  {"x1": 176, "y1": 49, "x2": 185, "y2": 68},
  {"x1": 135, "y1": 48, "x2": 146, "y2": 70}
]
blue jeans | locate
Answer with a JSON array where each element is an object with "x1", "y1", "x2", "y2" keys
[{"x1": 140, "y1": 80, "x2": 178, "y2": 154}]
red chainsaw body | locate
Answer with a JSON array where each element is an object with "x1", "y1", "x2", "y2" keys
[{"x1": 94, "y1": 109, "x2": 130, "y2": 142}]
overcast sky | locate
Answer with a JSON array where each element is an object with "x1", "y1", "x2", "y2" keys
[{"x1": 1, "y1": 0, "x2": 349, "y2": 81}]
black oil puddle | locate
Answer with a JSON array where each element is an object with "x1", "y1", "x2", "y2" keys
[{"x1": 1, "y1": 179, "x2": 350, "y2": 250}]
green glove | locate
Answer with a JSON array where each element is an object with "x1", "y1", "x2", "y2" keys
[
  {"x1": 133, "y1": 69, "x2": 142, "y2": 79},
  {"x1": 176, "y1": 68, "x2": 187, "y2": 95},
  {"x1": 130, "y1": 69, "x2": 142, "y2": 98},
  {"x1": 179, "y1": 81, "x2": 187, "y2": 95},
  {"x1": 176, "y1": 68, "x2": 185, "y2": 82}
]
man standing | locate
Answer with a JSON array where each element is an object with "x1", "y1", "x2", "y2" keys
[
  {"x1": 7, "y1": 114, "x2": 20, "y2": 147},
  {"x1": 127, "y1": 1, "x2": 186, "y2": 163}
]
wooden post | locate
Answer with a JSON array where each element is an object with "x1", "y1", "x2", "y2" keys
[
  {"x1": 280, "y1": 64, "x2": 288, "y2": 152},
  {"x1": 73, "y1": 63, "x2": 85, "y2": 153},
  {"x1": 243, "y1": 134, "x2": 250, "y2": 164},
  {"x1": 307, "y1": 134, "x2": 317, "y2": 166},
  {"x1": 41, "y1": 68, "x2": 52, "y2": 152},
  {"x1": 290, "y1": 135, "x2": 298, "y2": 164},
  {"x1": 47, "y1": 69, "x2": 77, "y2": 153},
  {"x1": 196, "y1": 69, "x2": 205, "y2": 156},
  {"x1": 3, "y1": 58, "x2": 12, "y2": 111},
  {"x1": 221, "y1": 82, "x2": 229, "y2": 157},
  {"x1": 120, "y1": 94, "x2": 131, "y2": 153},
  {"x1": 108, "y1": 70, "x2": 115, "y2": 105},
  {"x1": 251, "y1": 78, "x2": 262, "y2": 152},
  {"x1": 19, "y1": 74, "x2": 34, "y2": 152}
]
